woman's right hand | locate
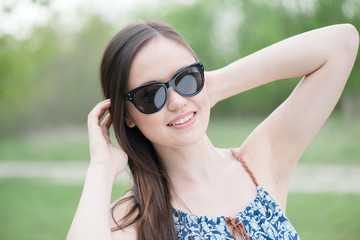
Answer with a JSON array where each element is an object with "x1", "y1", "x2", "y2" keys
[{"x1": 87, "y1": 99, "x2": 128, "y2": 178}]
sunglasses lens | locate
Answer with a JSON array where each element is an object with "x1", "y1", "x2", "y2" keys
[
  {"x1": 175, "y1": 67, "x2": 203, "y2": 96},
  {"x1": 134, "y1": 85, "x2": 166, "y2": 113}
]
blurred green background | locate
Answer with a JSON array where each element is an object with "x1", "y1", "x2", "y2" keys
[{"x1": 0, "y1": 0, "x2": 359, "y2": 239}]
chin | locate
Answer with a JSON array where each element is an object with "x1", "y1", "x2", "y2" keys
[{"x1": 168, "y1": 120, "x2": 209, "y2": 148}]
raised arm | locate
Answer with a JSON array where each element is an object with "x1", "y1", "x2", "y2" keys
[
  {"x1": 66, "y1": 99, "x2": 135, "y2": 240},
  {"x1": 206, "y1": 24, "x2": 359, "y2": 207}
]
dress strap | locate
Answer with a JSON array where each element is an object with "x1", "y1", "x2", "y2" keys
[{"x1": 230, "y1": 148, "x2": 259, "y2": 187}]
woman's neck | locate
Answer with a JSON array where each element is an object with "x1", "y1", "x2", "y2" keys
[{"x1": 153, "y1": 135, "x2": 225, "y2": 187}]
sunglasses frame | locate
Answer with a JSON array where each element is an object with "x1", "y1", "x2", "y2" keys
[{"x1": 123, "y1": 61, "x2": 204, "y2": 114}]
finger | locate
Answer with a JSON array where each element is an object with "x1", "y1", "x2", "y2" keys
[
  {"x1": 101, "y1": 112, "x2": 112, "y2": 130},
  {"x1": 88, "y1": 99, "x2": 111, "y2": 128},
  {"x1": 100, "y1": 113, "x2": 112, "y2": 143},
  {"x1": 89, "y1": 99, "x2": 111, "y2": 118}
]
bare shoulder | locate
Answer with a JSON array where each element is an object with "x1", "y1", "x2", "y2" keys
[{"x1": 109, "y1": 190, "x2": 139, "y2": 240}]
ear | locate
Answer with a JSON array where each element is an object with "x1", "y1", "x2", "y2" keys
[{"x1": 125, "y1": 114, "x2": 136, "y2": 128}]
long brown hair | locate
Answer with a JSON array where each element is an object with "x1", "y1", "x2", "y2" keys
[{"x1": 100, "y1": 20, "x2": 197, "y2": 240}]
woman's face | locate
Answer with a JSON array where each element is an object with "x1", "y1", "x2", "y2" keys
[{"x1": 125, "y1": 36, "x2": 210, "y2": 149}]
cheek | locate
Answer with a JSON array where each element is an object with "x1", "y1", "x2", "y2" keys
[
  {"x1": 131, "y1": 112, "x2": 164, "y2": 141},
  {"x1": 124, "y1": 102, "x2": 139, "y2": 127},
  {"x1": 125, "y1": 100, "x2": 165, "y2": 142},
  {"x1": 196, "y1": 84, "x2": 211, "y2": 110},
  {"x1": 197, "y1": 86, "x2": 211, "y2": 127}
]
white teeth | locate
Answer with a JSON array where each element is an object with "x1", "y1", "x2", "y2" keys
[{"x1": 169, "y1": 113, "x2": 195, "y2": 126}]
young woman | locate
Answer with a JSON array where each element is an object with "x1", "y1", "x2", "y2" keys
[{"x1": 67, "y1": 21, "x2": 358, "y2": 240}]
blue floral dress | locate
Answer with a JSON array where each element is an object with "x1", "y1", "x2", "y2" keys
[{"x1": 173, "y1": 149, "x2": 300, "y2": 240}]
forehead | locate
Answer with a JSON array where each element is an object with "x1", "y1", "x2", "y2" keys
[{"x1": 127, "y1": 37, "x2": 196, "y2": 89}]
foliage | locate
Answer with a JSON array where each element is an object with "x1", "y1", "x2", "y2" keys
[
  {"x1": 0, "y1": 27, "x2": 57, "y2": 126},
  {"x1": 0, "y1": 0, "x2": 359, "y2": 135},
  {"x1": 145, "y1": 0, "x2": 360, "y2": 116},
  {"x1": 0, "y1": 15, "x2": 114, "y2": 134}
]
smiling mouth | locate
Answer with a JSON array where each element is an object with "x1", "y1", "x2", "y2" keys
[{"x1": 167, "y1": 112, "x2": 196, "y2": 126}]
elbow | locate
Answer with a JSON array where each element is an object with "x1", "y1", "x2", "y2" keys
[{"x1": 339, "y1": 24, "x2": 359, "y2": 57}]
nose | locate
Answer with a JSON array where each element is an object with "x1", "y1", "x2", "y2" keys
[{"x1": 166, "y1": 87, "x2": 187, "y2": 112}]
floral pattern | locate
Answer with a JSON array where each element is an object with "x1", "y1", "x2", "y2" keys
[{"x1": 173, "y1": 186, "x2": 300, "y2": 240}]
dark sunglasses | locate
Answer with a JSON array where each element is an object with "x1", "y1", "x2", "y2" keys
[{"x1": 124, "y1": 61, "x2": 204, "y2": 114}]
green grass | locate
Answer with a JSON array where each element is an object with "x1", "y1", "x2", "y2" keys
[
  {"x1": 0, "y1": 114, "x2": 359, "y2": 164},
  {"x1": 0, "y1": 179, "x2": 359, "y2": 240},
  {"x1": 0, "y1": 179, "x2": 130, "y2": 240},
  {"x1": 0, "y1": 137, "x2": 90, "y2": 161},
  {"x1": 287, "y1": 193, "x2": 360, "y2": 240}
]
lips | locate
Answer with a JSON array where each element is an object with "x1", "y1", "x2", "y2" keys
[{"x1": 167, "y1": 111, "x2": 196, "y2": 127}]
